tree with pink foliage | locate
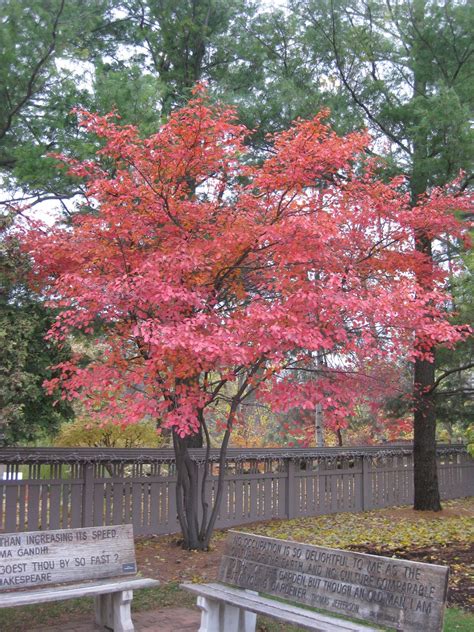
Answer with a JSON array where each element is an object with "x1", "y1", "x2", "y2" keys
[{"x1": 24, "y1": 89, "x2": 470, "y2": 549}]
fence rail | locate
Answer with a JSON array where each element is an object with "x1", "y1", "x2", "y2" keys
[{"x1": 1, "y1": 445, "x2": 472, "y2": 536}]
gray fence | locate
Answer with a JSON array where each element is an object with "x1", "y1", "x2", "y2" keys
[{"x1": 0, "y1": 445, "x2": 472, "y2": 536}]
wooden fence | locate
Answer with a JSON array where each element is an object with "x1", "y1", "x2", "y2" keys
[{"x1": 0, "y1": 445, "x2": 472, "y2": 536}]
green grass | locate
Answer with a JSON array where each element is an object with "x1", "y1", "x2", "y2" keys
[
  {"x1": 443, "y1": 607, "x2": 474, "y2": 632},
  {"x1": 1, "y1": 595, "x2": 92, "y2": 632}
]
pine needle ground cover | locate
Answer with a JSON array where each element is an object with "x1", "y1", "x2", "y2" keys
[{"x1": 1, "y1": 498, "x2": 472, "y2": 631}]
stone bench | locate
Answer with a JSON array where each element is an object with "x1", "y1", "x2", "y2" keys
[
  {"x1": 0, "y1": 524, "x2": 159, "y2": 632},
  {"x1": 182, "y1": 530, "x2": 449, "y2": 632}
]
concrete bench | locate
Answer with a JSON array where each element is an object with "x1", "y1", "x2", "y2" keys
[
  {"x1": 182, "y1": 530, "x2": 449, "y2": 632},
  {"x1": 0, "y1": 524, "x2": 159, "y2": 632}
]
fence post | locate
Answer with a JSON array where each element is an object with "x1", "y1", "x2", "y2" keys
[
  {"x1": 196, "y1": 459, "x2": 205, "y2": 527},
  {"x1": 361, "y1": 455, "x2": 371, "y2": 512},
  {"x1": 286, "y1": 459, "x2": 297, "y2": 519},
  {"x1": 5, "y1": 483, "x2": 18, "y2": 532},
  {"x1": 461, "y1": 451, "x2": 474, "y2": 497},
  {"x1": 82, "y1": 463, "x2": 94, "y2": 527}
]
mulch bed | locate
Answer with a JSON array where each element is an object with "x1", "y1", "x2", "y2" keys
[{"x1": 349, "y1": 541, "x2": 474, "y2": 612}]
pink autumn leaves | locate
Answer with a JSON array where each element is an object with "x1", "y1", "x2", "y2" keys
[{"x1": 25, "y1": 89, "x2": 471, "y2": 438}]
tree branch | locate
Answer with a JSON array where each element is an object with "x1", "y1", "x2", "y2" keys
[
  {"x1": 429, "y1": 363, "x2": 474, "y2": 393},
  {"x1": 0, "y1": 0, "x2": 65, "y2": 140}
]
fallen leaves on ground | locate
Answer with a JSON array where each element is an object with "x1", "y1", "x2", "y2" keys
[{"x1": 249, "y1": 498, "x2": 473, "y2": 551}]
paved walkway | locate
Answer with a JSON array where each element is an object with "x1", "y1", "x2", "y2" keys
[{"x1": 31, "y1": 606, "x2": 201, "y2": 632}]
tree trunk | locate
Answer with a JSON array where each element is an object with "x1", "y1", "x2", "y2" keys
[
  {"x1": 160, "y1": 424, "x2": 202, "y2": 447},
  {"x1": 173, "y1": 432, "x2": 201, "y2": 549},
  {"x1": 314, "y1": 351, "x2": 325, "y2": 446},
  {"x1": 412, "y1": 230, "x2": 441, "y2": 511},
  {"x1": 411, "y1": 0, "x2": 441, "y2": 511},
  {"x1": 315, "y1": 403, "x2": 324, "y2": 447},
  {"x1": 173, "y1": 422, "x2": 230, "y2": 550},
  {"x1": 182, "y1": 426, "x2": 203, "y2": 448},
  {"x1": 413, "y1": 356, "x2": 441, "y2": 510},
  {"x1": 412, "y1": 238, "x2": 442, "y2": 510},
  {"x1": 170, "y1": 367, "x2": 260, "y2": 550}
]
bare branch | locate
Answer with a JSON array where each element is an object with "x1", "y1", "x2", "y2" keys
[{"x1": 429, "y1": 363, "x2": 474, "y2": 393}]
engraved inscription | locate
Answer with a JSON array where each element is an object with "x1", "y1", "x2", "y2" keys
[
  {"x1": 0, "y1": 525, "x2": 136, "y2": 590},
  {"x1": 218, "y1": 531, "x2": 449, "y2": 632}
]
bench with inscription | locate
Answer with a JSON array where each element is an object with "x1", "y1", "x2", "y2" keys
[
  {"x1": 0, "y1": 524, "x2": 159, "y2": 632},
  {"x1": 181, "y1": 531, "x2": 449, "y2": 632}
]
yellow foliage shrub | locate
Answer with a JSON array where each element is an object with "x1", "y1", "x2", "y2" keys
[{"x1": 54, "y1": 418, "x2": 166, "y2": 448}]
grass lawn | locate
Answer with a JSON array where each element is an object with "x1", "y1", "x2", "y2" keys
[{"x1": 1, "y1": 498, "x2": 472, "y2": 631}]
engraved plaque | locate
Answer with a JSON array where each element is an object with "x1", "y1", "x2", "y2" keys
[
  {"x1": 219, "y1": 531, "x2": 449, "y2": 632},
  {"x1": 0, "y1": 524, "x2": 136, "y2": 590}
]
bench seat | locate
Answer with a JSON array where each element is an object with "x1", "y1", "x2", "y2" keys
[
  {"x1": 181, "y1": 582, "x2": 379, "y2": 632},
  {"x1": 0, "y1": 577, "x2": 159, "y2": 608}
]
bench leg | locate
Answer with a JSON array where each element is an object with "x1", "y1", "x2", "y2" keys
[
  {"x1": 95, "y1": 593, "x2": 113, "y2": 630},
  {"x1": 95, "y1": 590, "x2": 134, "y2": 632},
  {"x1": 196, "y1": 595, "x2": 256, "y2": 632},
  {"x1": 197, "y1": 595, "x2": 221, "y2": 632},
  {"x1": 242, "y1": 589, "x2": 258, "y2": 632},
  {"x1": 112, "y1": 589, "x2": 134, "y2": 632}
]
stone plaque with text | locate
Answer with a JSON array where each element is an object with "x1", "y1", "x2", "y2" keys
[
  {"x1": 0, "y1": 524, "x2": 136, "y2": 590},
  {"x1": 219, "y1": 531, "x2": 449, "y2": 632}
]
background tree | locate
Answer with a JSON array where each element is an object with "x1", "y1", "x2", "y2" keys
[
  {"x1": 435, "y1": 250, "x2": 474, "y2": 437},
  {"x1": 105, "y1": 0, "x2": 260, "y2": 115},
  {"x1": 23, "y1": 93, "x2": 469, "y2": 548},
  {"x1": 0, "y1": 0, "x2": 275, "y2": 200},
  {"x1": 292, "y1": 0, "x2": 473, "y2": 510},
  {"x1": 0, "y1": 1, "x2": 331, "y2": 198},
  {"x1": 0, "y1": 0, "x2": 115, "y2": 200},
  {"x1": 0, "y1": 211, "x2": 73, "y2": 445}
]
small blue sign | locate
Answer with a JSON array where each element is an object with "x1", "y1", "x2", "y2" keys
[{"x1": 122, "y1": 562, "x2": 136, "y2": 573}]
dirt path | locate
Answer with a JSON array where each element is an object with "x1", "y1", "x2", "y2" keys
[{"x1": 31, "y1": 607, "x2": 201, "y2": 632}]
